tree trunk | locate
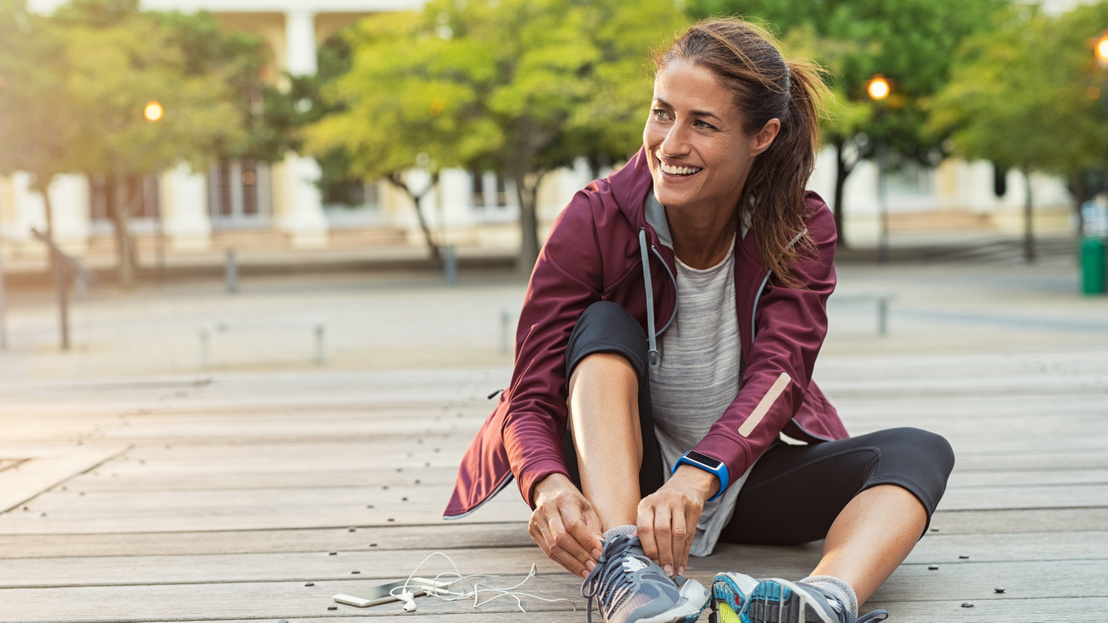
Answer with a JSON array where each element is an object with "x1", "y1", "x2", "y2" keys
[
  {"x1": 832, "y1": 140, "x2": 855, "y2": 248},
  {"x1": 412, "y1": 191, "x2": 442, "y2": 266},
  {"x1": 1070, "y1": 171, "x2": 1089, "y2": 238},
  {"x1": 1022, "y1": 169, "x2": 1035, "y2": 264},
  {"x1": 31, "y1": 176, "x2": 56, "y2": 276},
  {"x1": 110, "y1": 173, "x2": 136, "y2": 289},
  {"x1": 386, "y1": 173, "x2": 441, "y2": 266},
  {"x1": 513, "y1": 169, "x2": 543, "y2": 275}
]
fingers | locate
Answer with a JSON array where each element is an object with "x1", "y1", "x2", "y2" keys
[
  {"x1": 529, "y1": 486, "x2": 603, "y2": 579},
  {"x1": 637, "y1": 485, "x2": 703, "y2": 577}
]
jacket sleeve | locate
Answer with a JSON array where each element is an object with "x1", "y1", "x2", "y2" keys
[
  {"x1": 693, "y1": 200, "x2": 838, "y2": 483},
  {"x1": 501, "y1": 192, "x2": 606, "y2": 508}
]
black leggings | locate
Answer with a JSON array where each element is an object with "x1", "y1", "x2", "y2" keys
[{"x1": 563, "y1": 301, "x2": 955, "y2": 544}]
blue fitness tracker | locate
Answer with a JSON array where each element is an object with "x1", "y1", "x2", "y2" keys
[{"x1": 672, "y1": 450, "x2": 729, "y2": 502}]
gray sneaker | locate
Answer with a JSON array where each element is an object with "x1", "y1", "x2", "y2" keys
[
  {"x1": 581, "y1": 533, "x2": 709, "y2": 623},
  {"x1": 743, "y1": 579, "x2": 888, "y2": 623}
]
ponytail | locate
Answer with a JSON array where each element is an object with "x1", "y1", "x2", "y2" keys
[{"x1": 743, "y1": 58, "x2": 828, "y2": 286}]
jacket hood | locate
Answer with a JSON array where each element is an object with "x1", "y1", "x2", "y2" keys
[{"x1": 606, "y1": 147, "x2": 655, "y2": 229}]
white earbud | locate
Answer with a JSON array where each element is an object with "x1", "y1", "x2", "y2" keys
[{"x1": 400, "y1": 590, "x2": 417, "y2": 612}]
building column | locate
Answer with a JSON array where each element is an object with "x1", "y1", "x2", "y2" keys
[
  {"x1": 279, "y1": 10, "x2": 329, "y2": 248},
  {"x1": 161, "y1": 164, "x2": 212, "y2": 252}
]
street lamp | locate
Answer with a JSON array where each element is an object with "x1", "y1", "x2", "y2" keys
[
  {"x1": 142, "y1": 101, "x2": 166, "y2": 276},
  {"x1": 868, "y1": 74, "x2": 891, "y2": 264},
  {"x1": 867, "y1": 74, "x2": 891, "y2": 101},
  {"x1": 144, "y1": 100, "x2": 163, "y2": 122},
  {"x1": 1094, "y1": 30, "x2": 1108, "y2": 67}
]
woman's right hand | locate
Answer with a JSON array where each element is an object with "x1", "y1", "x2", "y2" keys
[{"x1": 528, "y1": 473, "x2": 604, "y2": 579}]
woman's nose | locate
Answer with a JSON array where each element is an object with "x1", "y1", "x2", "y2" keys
[{"x1": 660, "y1": 124, "x2": 688, "y2": 156}]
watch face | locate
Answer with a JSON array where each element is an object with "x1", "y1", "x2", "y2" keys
[{"x1": 685, "y1": 451, "x2": 723, "y2": 470}]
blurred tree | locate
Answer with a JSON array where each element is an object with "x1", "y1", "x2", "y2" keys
[
  {"x1": 1, "y1": 0, "x2": 268, "y2": 287},
  {"x1": 688, "y1": 0, "x2": 1005, "y2": 247},
  {"x1": 928, "y1": 3, "x2": 1108, "y2": 263},
  {"x1": 0, "y1": 0, "x2": 74, "y2": 249},
  {"x1": 306, "y1": 0, "x2": 687, "y2": 272}
]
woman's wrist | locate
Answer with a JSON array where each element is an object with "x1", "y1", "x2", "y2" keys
[{"x1": 672, "y1": 464, "x2": 720, "y2": 501}]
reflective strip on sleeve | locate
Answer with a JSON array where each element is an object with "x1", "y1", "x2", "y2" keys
[{"x1": 738, "y1": 372, "x2": 792, "y2": 438}]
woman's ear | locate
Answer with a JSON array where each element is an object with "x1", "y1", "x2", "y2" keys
[{"x1": 751, "y1": 118, "x2": 781, "y2": 156}]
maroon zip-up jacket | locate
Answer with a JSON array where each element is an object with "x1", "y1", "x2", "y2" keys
[{"x1": 444, "y1": 148, "x2": 849, "y2": 519}]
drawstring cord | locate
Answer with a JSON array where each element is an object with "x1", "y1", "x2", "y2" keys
[{"x1": 639, "y1": 229, "x2": 660, "y2": 370}]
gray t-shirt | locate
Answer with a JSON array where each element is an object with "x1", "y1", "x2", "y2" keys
[{"x1": 649, "y1": 236, "x2": 754, "y2": 557}]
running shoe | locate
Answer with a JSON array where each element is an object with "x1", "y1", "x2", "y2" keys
[
  {"x1": 710, "y1": 572, "x2": 758, "y2": 623},
  {"x1": 742, "y1": 578, "x2": 889, "y2": 623},
  {"x1": 581, "y1": 533, "x2": 710, "y2": 623}
]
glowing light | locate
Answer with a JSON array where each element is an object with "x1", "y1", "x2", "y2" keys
[
  {"x1": 867, "y1": 75, "x2": 890, "y2": 101},
  {"x1": 144, "y1": 101, "x2": 164, "y2": 122}
]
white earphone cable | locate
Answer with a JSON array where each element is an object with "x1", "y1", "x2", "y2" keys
[{"x1": 388, "y1": 551, "x2": 578, "y2": 614}]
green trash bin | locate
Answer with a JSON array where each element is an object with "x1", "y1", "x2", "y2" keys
[{"x1": 1081, "y1": 237, "x2": 1106, "y2": 295}]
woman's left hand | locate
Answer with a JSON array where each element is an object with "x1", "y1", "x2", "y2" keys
[{"x1": 635, "y1": 466, "x2": 718, "y2": 576}]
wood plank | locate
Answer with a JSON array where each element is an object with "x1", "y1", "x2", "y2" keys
[
  {"x1": 0, "y1": 498, "x2": 532, "y2": 535},
  {"x1": 2, "y1": 558, "x2": 1106, "y2": 623},
  {"x1": 929, "y1": 507, "x2": 1108, "y2": 534},
  {"x1": 0, "y1": 523, "x2": 535, "y2": 559},
  {"x1": 0, "y1": 445, "x2": 130, "y2": 513},
  {"x1": 2, "y1": 531, "x2": 1103, "y2": 589},
  {"x1": 0, "y1": 576, "x2": 584, "y2": 623}
]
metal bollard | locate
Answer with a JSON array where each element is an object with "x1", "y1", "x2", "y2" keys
[
  {"x1": 500, "y1": 308, "x2": 512, "y2": 355},
  {"x1": 225, "y1": 250, "x2": 238, "y2": 293},
  {"x1": 443, "y1": 245, "x2": 458, "y2": 286}
]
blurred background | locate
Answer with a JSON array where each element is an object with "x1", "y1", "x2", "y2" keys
[{"x1": 1, "y1": 0, "x2": 1107, "y2": 375}]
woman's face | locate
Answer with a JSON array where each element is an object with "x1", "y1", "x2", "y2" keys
[{"x1": 644, "y1": 58, "x2": 778, "y2": 216}]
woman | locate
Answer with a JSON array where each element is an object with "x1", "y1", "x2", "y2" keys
[{"x1": 445, "y1": 18, "x2": 954, "y2": 623}]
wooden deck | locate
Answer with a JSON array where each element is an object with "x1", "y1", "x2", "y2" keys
[{"x1": 1, "y1": 350, "x2": 1106, "y2": 622}]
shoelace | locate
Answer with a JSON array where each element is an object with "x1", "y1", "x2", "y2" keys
[
  {"x1": 581, "y1": 535, "x2": 638, "y2": 623},
  {"x1": 857, "y1": 610, "x2": 889, "y2": 622}
]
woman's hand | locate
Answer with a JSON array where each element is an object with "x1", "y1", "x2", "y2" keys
[
  {"x1": 528, "y1": 473, "x2": 604, "y2": 579},
  {"x1": 636, "y1": 466, "x2": 717, "y2": 576}
]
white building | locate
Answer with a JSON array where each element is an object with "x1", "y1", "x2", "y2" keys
[{"x1": 1, "y1": 0, "x2": 1077, "y2": 274}]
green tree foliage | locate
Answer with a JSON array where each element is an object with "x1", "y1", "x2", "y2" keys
[
  {"x1": 0, "y1": 0, "x2": 74, "y2": 240},
  {"x1": 688, "y1": 0, "x2": 1005, "y2": 246},
  {"x1": 928, "y1": 3, "x2": 1108, "y2": 262},
  {"x1": 1, "y1": 0, "x2": 270, "y2": 287},
  {"x1": 306, "y1": 0, "x2": 687, "y2": 271}
]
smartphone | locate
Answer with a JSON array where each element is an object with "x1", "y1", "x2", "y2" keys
[{"x1": 333, "y1": 577, "x2": 448, "y2": 607}]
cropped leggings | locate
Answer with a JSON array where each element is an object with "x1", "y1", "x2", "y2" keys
[{"x1": 561, "y1": 301, "x2": 955, "y2": 545}]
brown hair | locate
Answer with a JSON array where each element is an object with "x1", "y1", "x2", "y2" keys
[{"x1": 653, "y1": 18, "x2": 828, "y2": 286}]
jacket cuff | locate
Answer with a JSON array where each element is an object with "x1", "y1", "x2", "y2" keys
[
  {"x1": 691, "y1": 436, "x2": 752, "y2": 497},
  {"x1": 518, "y1": 460, "x2": 572, "y2": 509}
]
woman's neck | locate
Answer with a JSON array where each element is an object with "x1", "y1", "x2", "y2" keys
[{"x1": 666, "y1": 206, "x2": 738, "y2": 269}]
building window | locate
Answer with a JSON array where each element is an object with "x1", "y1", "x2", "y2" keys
[
  {"x1": 88, "y1": 174, "x2": 161, "y2": 234},
  {"x1": 323, "y1": 179, "x2": 383, "y2": 227},
  {"x1": 208, "y1": 160, "x2": 271, "y2": 227},
  {"x1": 471, "y1": 170, "x2": 516, "y2": 222}
]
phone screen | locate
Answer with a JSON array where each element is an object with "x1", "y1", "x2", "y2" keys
[{"x1": 333, "y1": 577, "x2": 445, "y2": 608}]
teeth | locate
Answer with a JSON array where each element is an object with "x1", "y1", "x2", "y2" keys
[{"x1": 660, "y1": 161, "x2": 701, "y2": 176}]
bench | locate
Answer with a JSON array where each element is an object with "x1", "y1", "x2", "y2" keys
[
  {"x1": 199, "y1": 315, "x2": 325, "y2": 369},
  {"x1": 831, "y1": 293, "x2": 895, "y2": 335}
]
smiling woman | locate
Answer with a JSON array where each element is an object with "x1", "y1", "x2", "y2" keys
[{"x1": 446, "y1": 17, "x2": 953, "y2": 623}]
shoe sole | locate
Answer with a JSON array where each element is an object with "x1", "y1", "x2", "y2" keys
[
  {"x1": 711, "y1": 574, "x2": 754, "y2": 623},
  {"x1": 635, "y1": 577, "x2": 711, "y2": 623},
  {"x1": 742, "y1": 579, "x2": 837, "y2": 623}
]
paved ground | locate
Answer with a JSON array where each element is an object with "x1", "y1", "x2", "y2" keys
[{"x1": 0, "y1": 246, "x2": 1105, "y2": 380}]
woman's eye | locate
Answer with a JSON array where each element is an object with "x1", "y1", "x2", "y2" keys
[
  {"x1": 694, "y1": 119, "x2": 716, "y2": 130},
  {"x1": 652, "y1": 108, "x2": 671, "y2": 120}
]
